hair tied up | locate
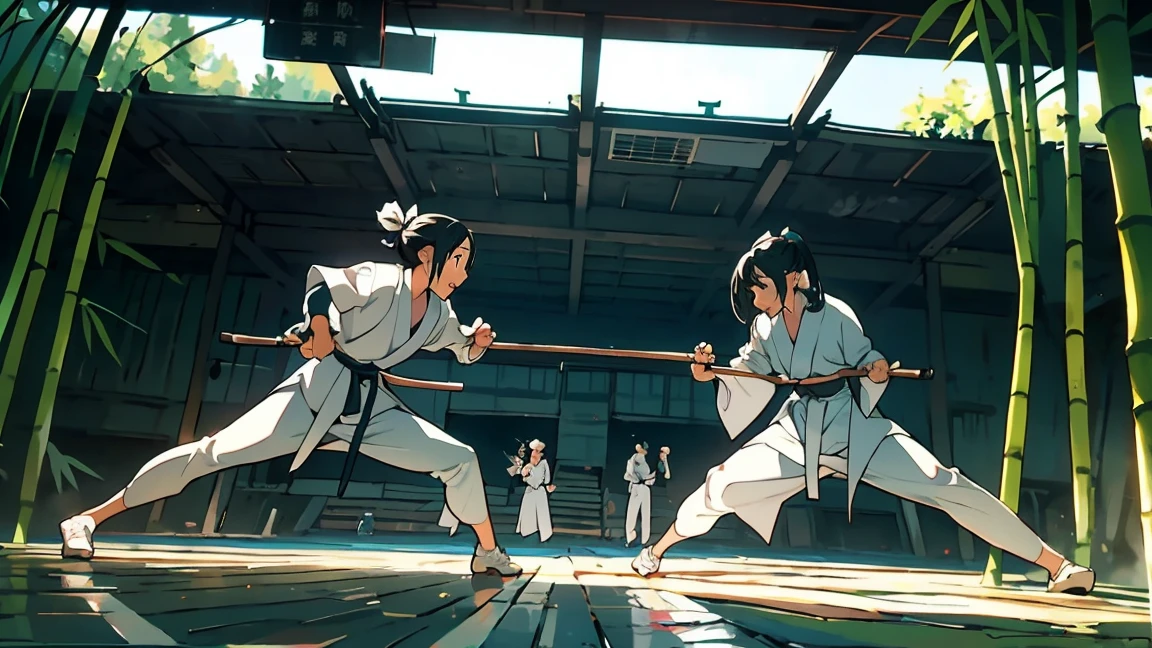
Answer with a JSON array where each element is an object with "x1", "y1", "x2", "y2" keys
[{"x1": 378, "y1": 202, "x2": 420, "y2": 247}]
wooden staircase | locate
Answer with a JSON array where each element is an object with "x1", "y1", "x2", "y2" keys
[{"x1": 547, "y1": 467, "x2": 605, "y2": 537}]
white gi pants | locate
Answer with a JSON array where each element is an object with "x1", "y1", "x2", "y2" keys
[
  {"x1": 673, "y1": 430, "x2": 1045, "y2": 562},
  {"x1": 119, "y1": 371, "x2": 489, "y2": 528},
  {"x1": 626, "y1": 483, "x2": 652, "y2": 545}
]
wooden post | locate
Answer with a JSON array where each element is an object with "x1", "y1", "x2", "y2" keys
[
  {"x1": 147, "y1": 225, "x2": 236, "y2": 531},
  {"x1": 925, "y1": 261, "x2": 975, "y2": 560}
]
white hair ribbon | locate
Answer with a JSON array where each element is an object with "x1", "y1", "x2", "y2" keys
[{"x1": 378, "y1": 201, "x2": 419, "y2": 247}]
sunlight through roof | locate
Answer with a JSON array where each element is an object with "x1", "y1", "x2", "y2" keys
[
  {"x1": 351, "y1": 27, "x2": 582, "y2": 109},
  {"x1": 48, "y1": 10, "x2": 339, "y2": 100},
  {"x1": 597, "y1": 40, "x2": 827, "y2": 119},
  {"x1": 820, "y1": 54, "x2": 1152, "y2": 144}
]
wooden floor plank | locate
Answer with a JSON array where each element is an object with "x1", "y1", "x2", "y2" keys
[
  {"x1": 484, "y1": 580, "x2": 553, "y2": 648},
  {"x1": 545, "y1": 583, "x2": 603, "y2": 648}
]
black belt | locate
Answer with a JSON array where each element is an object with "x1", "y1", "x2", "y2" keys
[
  {"x1": 793, "y1": 378, "x2": 848, "y2": 399},
  {"x1": 333, "y1": 349, "x2": 380, "y2": 498}
]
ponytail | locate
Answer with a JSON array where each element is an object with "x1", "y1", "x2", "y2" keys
[
  {"x1": 781, "y1": 229, "x2": 824, "y2": 312},
  {"x1": 376, "y1": 201, "x2": 476, "y2": 277}
]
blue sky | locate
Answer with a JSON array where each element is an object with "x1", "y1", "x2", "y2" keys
[{"x1": 67, "y1": 9, "x2": 1152, "y2": 132}]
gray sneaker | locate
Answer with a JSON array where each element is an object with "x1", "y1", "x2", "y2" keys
[
  {"x1": 1048, "y1": 560, "x2": 1095, "y2": 595},
  {"x1": 471, "y1": 546, "x2": 522, "y2": 576}
]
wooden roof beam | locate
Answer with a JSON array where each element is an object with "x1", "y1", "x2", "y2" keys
[
  {"x1": 569, "y1": 14, "x2": 603, "y2": 315},
  {"x1": 329, "y1": 63, "x2": 418, "y2": 211}
]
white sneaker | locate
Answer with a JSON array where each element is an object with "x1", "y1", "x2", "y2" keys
[
  {"x1": 631, "y1": 546, "x2": 661, "y2": 577},
  {"x1": 1048, "y1": 560, "x2": 1095, "y2": 595},
  {"x1": 470, "y1": 546, "x2": 522, "y2": 576},
  {"x1": 59, "y1": 515, "x2": 95, "y2": 560}
]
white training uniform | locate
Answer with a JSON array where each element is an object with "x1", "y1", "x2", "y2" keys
[
  {"x1": 671, "y1": 292, "x2": 1045, "y2": 563},
  {"x1": 516, "y1": 459, "x2": 553, "y2": 541},
  {"x1": 624, "y1": 452, "x2": 656, "y2": 545},
  {"x1": 119, "y1": 262, "x2": 491, "y2": 532}
]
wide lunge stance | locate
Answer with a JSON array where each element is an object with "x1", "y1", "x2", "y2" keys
[
  {"x1": 59, "y1": 202, "x2": 522, "y2": 576},
  {"x1": 631, "y1": 230, "x2": 1094, "y2": 595}
]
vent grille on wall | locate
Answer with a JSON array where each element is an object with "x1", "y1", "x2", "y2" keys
[{"x1": 608, "y1": 130, "x2": 699, "y2": 166}]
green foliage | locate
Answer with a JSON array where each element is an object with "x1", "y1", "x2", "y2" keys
[
  {"x1": 908, "y1": 0, "x2": 967, "y2": 51},
  {"x1": 78, "y1": 298, "x2": 146, "y2": 366},
  {"x1": 100, "y1": 13, "x2": 246, "y2": 96},
  {"x1": 1130, "y1": 11, "x2": 1152, "y2": 37},
  {"x1": 281, "y1": 61, "x2": 336, "y2": 103},
  {"x1": 251, "y1": 63, "x2": 284, "y2": 99},
  {"x1": 898, "y1": 79, "x2": 982, "y2": 138},
  {"x1": 45, "y1": 441, "x2": 102, "y2": 493},
  {"x1": 1025, "y1": 9, "x2": 1052, "y2": 66},
  {"x1": 96, "y1": 232, "x2": 182, "y2": 284}
]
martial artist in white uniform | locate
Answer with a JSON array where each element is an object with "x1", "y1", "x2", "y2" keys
[
  {"x1": 632, "y1": 230, "x2": 1095, "y2": 596},
  {"x1": 624, "y1": 443, "x2": 656, "y2": 547},
  {"x1": 516, "y1": 439, "x2": 554, "y2": 542},
  {"x1": 59, "y1": 202, "x2": 522, "y2": 576}
]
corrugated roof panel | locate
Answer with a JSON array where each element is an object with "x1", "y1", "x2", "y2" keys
[{"x1": 493, "y1": 165, "x2": 546, "y2": 202}]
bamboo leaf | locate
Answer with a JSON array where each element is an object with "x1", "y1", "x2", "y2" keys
[
  {"x1": 86, "y1": 309, "x2": 121, "y2": 366},
  {"x1": 166, "y1": 272, "x2": 183, "y2": 285},
  {"x1": 61, "y1": 461, "x2": 79, "y2": 491},
  {"x1": 991, "y1": 32, "x2": 1019, "y2": 61},
  {"x1": 1131, "y1": 12, "x2": 1152, "y2": 37},
  {"x1": 82, "y1": 300, "x2": 146, "y2": 334},
  {"x1": 907, "y1": 0, "x2": 966, "y2": 52},
  {"x1": 96, "y1": 231, "x2": 106, "y2": 265},
  {"x1": 945, "y1": 31, "x2": 979, "y2": 70},
  {"x1": 950, "y1": 0, "x2": 976, "y2": 44},
  {"x1": 1038, "y1": 81, "x2": 1065, "y2": 103},
  {"x1": 0, "y1": 467, "x2": 7, "y2": 481},
  {"x1": 67, "y1": 455, "x2": 103, "y2": 481},
  {"x1": 80, "y1": 304, "x2": 93, "y2": 352},
  {"x1": 105, "y1": 237, "x2": 160, "y2": 271},
  {"x1": 984, "y1": 0, "x2": 1013, "y2": 30},
  {"x1": 46, "y1": 442, "x2": 66, "y2": 494},
  {"x1": 1026, "y1": 10, "x2": 1052, "y2": 66}
]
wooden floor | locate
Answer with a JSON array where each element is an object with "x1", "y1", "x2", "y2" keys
[{"x1": 0, "y1": 537, "x2": 1149, "y2": 647}]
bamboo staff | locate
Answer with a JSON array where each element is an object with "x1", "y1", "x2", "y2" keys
[{"x1": 219, "y1": 333, "x2": 935, "y2": 388}]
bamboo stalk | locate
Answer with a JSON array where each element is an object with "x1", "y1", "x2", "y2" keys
[
  {"x1": 1089, "y1": 0, "x2": 1152, "y2": 606},
  {"x1": 0, "y1": 4, "x2": 123, "y2": 446},
  {"x1": 0, "y1": 6, "x2": 69, "y2": 190},
  {"x1": 0, "y1": 1, "x2": 71, "y2": 135},
  {"x1": 28, "y1": 7, "x2": 94, "y2": 178},
  {"x1": 0, "y1": 6, "x2": 73, "y2": 339},
  {"x1": 975, "y1": 0, "x2": 1037, "y2": 587},
  {"x1": 1017, "y1": 0, "x2": 1041, "y2": 263},
  {"x1": 1008, "y1": 63, "x2": 1030, "y2": 226},
  {"x1": 11, "y1": 89, "x2": 132, "y2": 544},
  {"x1": 1063, "y1": 0, "x2": 1092, "y2": 569}
]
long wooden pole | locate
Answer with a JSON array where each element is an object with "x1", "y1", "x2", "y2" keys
[{"x1": 219, "y1": 333, "x2": 935, "y2": 386}]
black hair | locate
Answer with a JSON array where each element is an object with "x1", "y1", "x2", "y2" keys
[
  {"x1": 729, "y1": 229, "x2": 824, "y2": 324},
  {"x1": 392, "y1": 213, "x2": 477, "y2": 279}
]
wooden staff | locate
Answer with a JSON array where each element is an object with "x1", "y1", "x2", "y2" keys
[
  {"x1": 487, "y1": 342, "x2": 932, "y2": 385},
  {"x1": 220, "y1": 333, "x2": 934, "y2": 387},
  {"x1": 219, "y1": 333, "x2": 463, "y2": 392}
]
